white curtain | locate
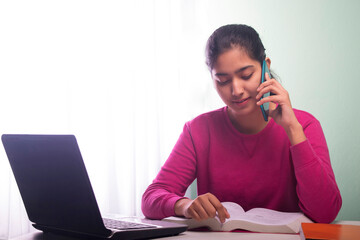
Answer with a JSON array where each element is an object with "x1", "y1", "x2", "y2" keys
[{"x1": 0, "y1": 0, "x2": 222, "y2": 239}]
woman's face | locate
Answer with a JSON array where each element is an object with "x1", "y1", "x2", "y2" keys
[{"x1": 211, "y1": 47, "x2": 264, "y2": 119}]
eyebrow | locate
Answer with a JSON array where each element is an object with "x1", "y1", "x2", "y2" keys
[{"x1": 214, "y1": 65, "x2": 255, "y2": 76}]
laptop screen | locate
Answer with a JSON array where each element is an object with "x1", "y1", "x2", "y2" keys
[{"x1": 2, "y1": 134, "x2": 111, "y2": 237}]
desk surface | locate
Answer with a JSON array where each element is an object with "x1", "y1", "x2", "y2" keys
[
  {"x1": 12, "y1": 231, "x2": 301, "y2": 240},
  {"x1": 11, "y1": 221, "x2": 360, "y2": 240}
]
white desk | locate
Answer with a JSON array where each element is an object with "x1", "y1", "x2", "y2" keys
[
  {"x1": 9, "y1": 231, "x2": 302, "y2": 240},
  {"x1": 160, "y1": 231, "x2": 301, "y2": 240},
  {"x1": 11, "y1": 221, "x2": 360, "y2": 240},
  {"x1": 159, "y1": 220, "x2": 360, "y2": 240}
]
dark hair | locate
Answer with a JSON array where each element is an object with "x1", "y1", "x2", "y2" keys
[{"x1": 205, "y1": 24, "x2": 266, "y2": 71}]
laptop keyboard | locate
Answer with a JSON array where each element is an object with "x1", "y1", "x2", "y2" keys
[{"x1": 103, "y1": 218, "x2": 157, "y2": 230}]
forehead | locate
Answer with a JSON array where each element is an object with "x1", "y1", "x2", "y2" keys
[{"x1": 212, "y1": 48, "x2": 258, "y2": 74}]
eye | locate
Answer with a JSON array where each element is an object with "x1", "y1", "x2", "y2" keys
[
  {"x1": 242, "y1": 73, "x2": 253, "y2": 80},
  {"x1": 216, "y1": 79, "x2": 231, "y2": 86}
]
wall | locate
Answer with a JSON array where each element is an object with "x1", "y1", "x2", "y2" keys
[{"x1": 195, "y1": 0, "x2": 360, "y2": 220}]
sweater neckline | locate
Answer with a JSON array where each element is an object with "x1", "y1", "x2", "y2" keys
[{"x1": 222, "y1": 106, "x2": 275, "y2": 138}]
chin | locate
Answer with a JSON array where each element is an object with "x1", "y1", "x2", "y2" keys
[{"x1": 228, "y1": 105, "x2": 259, "y2": 117}]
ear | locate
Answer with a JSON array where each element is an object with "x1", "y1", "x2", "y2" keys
[{"x1": 265, "y1": 57, "x2": 271, "y2": 69}]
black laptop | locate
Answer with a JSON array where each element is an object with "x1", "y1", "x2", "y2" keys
[{"x1": 2, "y1": 134, "x2": 187, "y2": 240}]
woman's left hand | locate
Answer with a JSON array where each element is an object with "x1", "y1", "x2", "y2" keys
[{"x1": 256, "y1": 73, "x2": 306, "y2": 145}]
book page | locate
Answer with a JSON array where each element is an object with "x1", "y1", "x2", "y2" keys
[
  {"x1": 221, "y1": 202, "x2": 245, "y2": 221},
  {"x1": 241, "y1": 208, "x2": 306, "y2": 225}
]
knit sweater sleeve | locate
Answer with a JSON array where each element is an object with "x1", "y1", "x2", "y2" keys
[
  {"x1": 291, "y1": 117, "x2": 342, "y2": 223},
  {"x1": 141, "y1": 123, "x2": 196, "y2": 219}
]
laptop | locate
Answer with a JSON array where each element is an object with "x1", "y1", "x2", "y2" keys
[{"x1": 2, "y1": 134, "x2": 187, "y2": 240}]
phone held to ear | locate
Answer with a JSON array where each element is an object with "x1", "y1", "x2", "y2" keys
[{"x1": 260, "y1": 60, "x2": 272, "y2": 122}]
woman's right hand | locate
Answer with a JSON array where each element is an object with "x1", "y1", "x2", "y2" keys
[{"x1": 174, "y1": 193, "x2": 230, "y2": 223}]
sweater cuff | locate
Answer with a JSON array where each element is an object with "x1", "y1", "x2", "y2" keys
[
  {"x1": 164, "y1": 196, "x2": 188, "y2": 217},
  {"x1": 290, "y1": 139, "x2": 317, "y2": 170}
]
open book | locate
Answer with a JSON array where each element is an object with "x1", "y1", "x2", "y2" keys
[{"x1": 163, "y1": 202, "x2": 312, "y2": 233}]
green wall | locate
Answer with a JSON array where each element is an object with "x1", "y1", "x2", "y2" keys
[
  {"x1": 187, "y1": 0, "x2": 360, "y2": 221},
  {"x1": 261, "y1": 0, "x2": 360, "y2": 221}
]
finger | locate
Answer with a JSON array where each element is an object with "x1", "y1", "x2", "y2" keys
[
  {"x1": 208, "y1": 197, "x2": 227, "y2": 223},
  {"x1": 265, "y1": 72, "x2": 271, "y2": 81},
  {"x1": 192, "y1": 200, "x2": 211, "y2": 220},
  {"x1": 186, "y1": 206, "x2": 201, "y2": 221},
  {"x1": 224, "y1": 207, "x2": 230, "y2": 219},
  {"x1": 198, "y1": 198, "x2": 217, "y2": 218},
  {"x1": 256, "y1": 85, "x2": 282, "y2": 100},
  {"x1": 257, "y1": 82, "x2": 271, "y2": 93},
  {"x1": 257, "y1": 78, "x2": 280, "y2": 92},
  {"x1": 256, "y1": 95, "x2": 282, "y2": 106}
]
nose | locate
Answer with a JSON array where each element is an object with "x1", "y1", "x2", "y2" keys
[{"x1": 231, "y1": 78, "x2": 244, "y2": 97}]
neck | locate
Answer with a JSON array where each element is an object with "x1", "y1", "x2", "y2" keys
[{"x1": 227, "y1": 107, "x2": 269, "y2": 135}]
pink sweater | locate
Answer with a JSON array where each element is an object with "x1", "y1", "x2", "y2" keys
[{"x1": 142, "y1": 107, "x2": 342, "y2": 223}]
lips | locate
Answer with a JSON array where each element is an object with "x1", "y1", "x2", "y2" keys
[{"x1": 232, "y1": 97, "x2": 250, "y2": 104}]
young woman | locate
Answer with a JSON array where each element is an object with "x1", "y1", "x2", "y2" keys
[{"x1": 141, "y1": 24, "x2": 342, "y2": 223}]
